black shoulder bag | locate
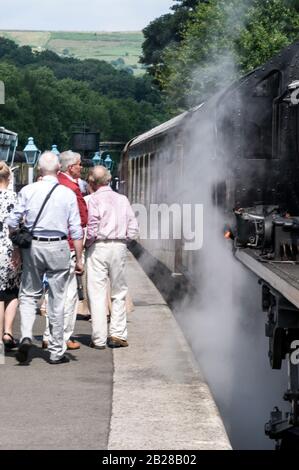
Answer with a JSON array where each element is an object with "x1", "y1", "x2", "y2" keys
[{"x1": 10, "y1": 183, "x2": 59, "y2": 249}]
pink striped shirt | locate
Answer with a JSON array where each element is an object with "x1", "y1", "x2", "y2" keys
[{"x1": 86, "y1": 186, "x2": 139, "y2": 246}]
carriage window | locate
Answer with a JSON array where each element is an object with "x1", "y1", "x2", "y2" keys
[
  {"x1": 150, "y1": 153, "x2": 156, "y2": 204},
  {"x1": 144, "y1": 154, "x2": 149, "y2": 206},
  {"x1": 131, "y1": 158, "x2": 135, "y2": 203},
  {"x1": 135, "y1": 158, "x2": 140, "y2": 203},
  {"x1": 128, "y1": 159, "x2": 133, "y2": 202},
  {"x1": 139, "y1": 156, "x2": 144, "y2": 203}
]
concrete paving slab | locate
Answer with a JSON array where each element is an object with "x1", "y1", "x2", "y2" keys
[
  {"x1": 0, "y1": 315, "x2": 113, "y2": 449},
  {"x1": 108, "y1": 253, "x2": 231, "y2": 450}
]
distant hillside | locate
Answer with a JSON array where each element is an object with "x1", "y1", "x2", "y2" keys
[{"x1": 0, "y1": 30, "x2": 145, "y2": 75}]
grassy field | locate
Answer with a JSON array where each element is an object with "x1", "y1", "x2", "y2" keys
[{"x1": 0, "y1": 30, "x2": 145, "y2": 74}]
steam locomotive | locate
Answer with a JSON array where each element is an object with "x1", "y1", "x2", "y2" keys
[{"x1": 120, "y1": 41, "x2": 299, "y2": 448}]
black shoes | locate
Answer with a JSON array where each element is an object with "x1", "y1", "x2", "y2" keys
[
  {"x1": 49, "y1": 355, "x2": 70, "y2": 365},
  {"x1": 16, "y1": 337, "x2": 32, "y2": 364},
  {"x1": 16, "y1": 338, "x2": 70, "y2": 364},
  {"x1": 2, "y1": 332, "x2": 18, "y2": 351}
]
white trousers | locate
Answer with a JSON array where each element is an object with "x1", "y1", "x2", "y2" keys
[
  {"x1": 86, "y1": 241, "x2": 128, "y2": 347},
  {"x1": 43, "y1": 254, "x2": 78, "y2": 343}
]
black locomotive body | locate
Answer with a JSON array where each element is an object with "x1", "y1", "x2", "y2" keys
[
  {"x1": 203, "y1": 41, "x2": 299, "y2": 214},
  {"x1": 122, "y1": 41, "x2": 299, "y2": 273},
  {"x1": 121, "y1": 41, "x2": 299, "y2": 448}
]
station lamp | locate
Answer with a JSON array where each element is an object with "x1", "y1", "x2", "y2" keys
[
  {"x1": 92, "y1": 151, "x2": 103, "y2": 166},
  {"x1": 23, "y1": 137, "x2": 40, "y2": 165},
  {"x1": 51, "y1": 144, "x2": 60, "y2": 156},
  {"x1": 104, "y1": 154, "x2": 113, "y2": 171},
  {"x1": 23, "y1": 137, "x2": 41, "y2": 183}
]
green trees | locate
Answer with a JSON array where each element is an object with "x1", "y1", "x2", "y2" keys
[
  {"x1": 0, "y1": 37, "x2": 169, "y2": 149},
  {"x1": 236, "y1": 0, "x2": 299, "y2": 71},
  {"x1": 141, "y1": 13, "x2": 184, "y2": 72},
  {"x1": 145, "y1": 0, "x2": 299, "y2": 111},
  {"x1": 141, "y1": 0, "x2": 201, "y2": 74}
]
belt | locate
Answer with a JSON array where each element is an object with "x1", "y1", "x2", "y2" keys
[
  {"x1": 96, "y1": 239, "x2": 127, "y2": 243},
  {"x1": 33, "y1": 236, "x2": 67, "y2": 242}
]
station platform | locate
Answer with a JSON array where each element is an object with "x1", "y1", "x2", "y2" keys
[{"x1": 0, "y1": 253, "x2": 231, "y2": 450}]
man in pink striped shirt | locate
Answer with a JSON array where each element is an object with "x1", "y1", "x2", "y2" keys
[{"x1": 86, "y1": 166, "x2": 139, "y2": 349}]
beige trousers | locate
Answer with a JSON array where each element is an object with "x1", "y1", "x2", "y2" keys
[
  {"x1": 19, "y1": 240, "x2": 70, "y2": 361},
  {"x1": 43, "y1": 253, "x2": 78, "y2": 343},
  {"x1": 86, "y1": 241, "x2": 128, "y2": 347}
]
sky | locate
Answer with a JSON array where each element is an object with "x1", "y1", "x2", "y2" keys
[{"x1": 0, "y1": 0, "x2": 175, "y2": 31}]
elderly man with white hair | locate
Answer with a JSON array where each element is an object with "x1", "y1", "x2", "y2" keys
[
  {"x1": 7, "y1": 151, "x2": 84, "y2": 365},
  {"x1": 86, "y1": 165, "x2": 139, "y2": 349}
]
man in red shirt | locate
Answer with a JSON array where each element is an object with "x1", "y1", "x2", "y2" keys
[{"x1": 43, "y1": 150, "x2": 88, "y2": 350}]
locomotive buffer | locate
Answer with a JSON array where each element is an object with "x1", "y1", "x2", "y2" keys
[{"x1": 232, "y1": 206, "x2": 299, "y2": 448}]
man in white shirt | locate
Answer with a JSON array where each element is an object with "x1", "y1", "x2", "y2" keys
[
  {"x1": 42, "y1": 150, "x2": 88, "y2": 350},
  {"x1": 7, "y1": 152, "x2": 84, "y2": 365}
]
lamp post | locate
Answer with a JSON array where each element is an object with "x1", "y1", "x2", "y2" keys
[
  {"x1": 92, "y1": 151, "x2": 102, "y2": 166},
  {"x1": 92, "y1": 150, "x2": 114, "y2": 171},
  {"x1": 23, "y1": 137, "x2": 40, "y2": 184},
  {"x1": 104, "y1": 154, "x2": 113, "y2": 172},
  {"x1": 51, "y1": 144, "x2": 60, "y2": 156}
]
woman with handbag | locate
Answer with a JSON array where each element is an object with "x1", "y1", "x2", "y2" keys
[{"x1": 0, "y1": 162, "x2": 21, "y2": 351}]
